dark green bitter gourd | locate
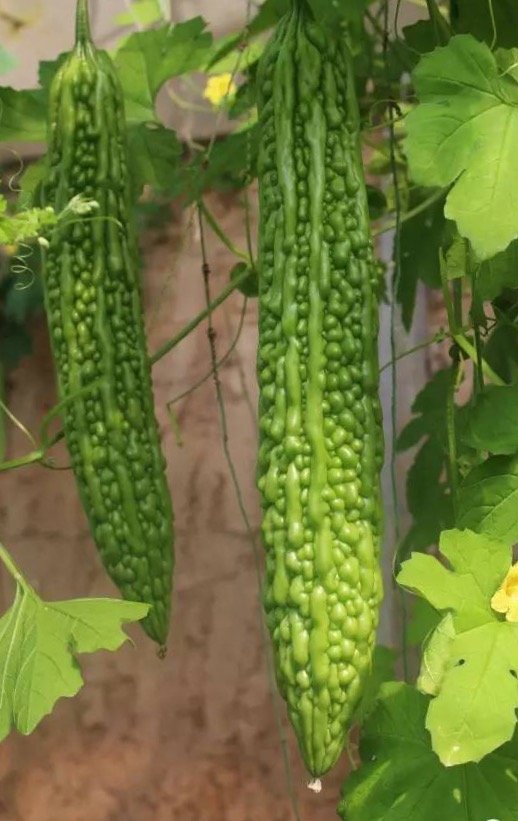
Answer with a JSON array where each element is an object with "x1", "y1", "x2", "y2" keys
[
  {"x1": 256, "y1": 0, "x2": 384, "y2": 775},
  {"x1": 42, "y1": 0, "x2": 174, "y2": 645}
]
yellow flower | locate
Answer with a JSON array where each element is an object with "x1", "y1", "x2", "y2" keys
[
  {"x1": 491, "y1": 564, "x2": 518, "y2": 622},
  {"x1": 5, "y1": 244, "x2": 18, "y2": 256},
  {"x1": 203, "y1": 73, "x2": 237, "y2": 107}
]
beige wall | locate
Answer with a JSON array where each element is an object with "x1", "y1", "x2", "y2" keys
[
  {"x1": 0, "y1": 1, "x2": 426, "y2": 88},
  {"x1": 1, "y1": 0, "x2": 244, "y2": 91}
]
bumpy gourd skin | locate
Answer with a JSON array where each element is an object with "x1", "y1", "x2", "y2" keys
[
  {"x1": 256, "y1": 1, "x2": 384, "y2": 776},
  {"x1": 42, "y1": 0, "x2": 174, "y2": 645}
]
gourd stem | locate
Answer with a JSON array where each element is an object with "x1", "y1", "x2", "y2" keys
[{"x1": 76, "y1": 0, "x2": 92, "y2": 47}]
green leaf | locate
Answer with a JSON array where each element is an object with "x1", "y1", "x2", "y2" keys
[
  {"x1": 114, "y1": 0, "x2": 165, "y2": 26},
  {"x1": 38, "y1": 53, "x2": 68, "y2": 95},
  {"x1": 478, "y1": 239, "x2": 518, "y2": 301},
  {"x1": 0, "y1": 323, "x2": 32, "y2": 370},
  {"x1": 397, "y1": 528, "x2": 510, "y2": 632},
  {"x1": 18, "y1": 157, "x2": 47, "y2": 208},
  {"x1": 485, "y1": 322, "x2": 518, "y2": 384},
  {"x1": 399, "y1": 515, "x2": 444, "y2": 560},
  {"x1": 207, "y1": 39, "x2": 265, "y2": 76},
  {"x1": 366, "y1": 185, "x2": 386, "y2": 221},
  {"x1": 0, "y1": 581, "x2": 149, "y2": 740},
  {"x1": 417, "y1": 613, "x2": 456, "y2": 695},
  {"x1": 230, "y1": 262, "x2": 258, "y2": 298},
  {"x1": 397, "y1": 189, "x2": 445, "y2": 330},
  {"x1": 248, "y1": 0, "x2": 289, "y2": 35},
  {"x1": 444, "y1": 233, "x2": 467, "y2": 280},
  {"x1": 403, "y1": 19, "x2": 438, "y2": 57},
  {"x1": 456, "y1": 0, "x2": 518, "y2": 48},
  {"x1": 397, "y1": 369, "x2": 450, "y2": 451},
  {"x1": 406, "y1": 598, "x2": 441, "y2": 646},
  {"x1": 338, "y1": 682, "x2": 518, "y2": 821},
  {"x1": 397, "y1": 370, "x2": 454, "y2": 556},
  {"x1": 4, "y1": 273, "x2": 43, "y2": 323},
  {"x1": 406, "y1": 438, "x2": 444, "y2": 518},
  {"x1": 426, "y1": 621, "x2": 518, "y2": 765},
  {"x1": 172, "y1": 125, "x2": 259, "y2": 202},
  {"x1": 405, "y1": 35, "x2": 518, "y2": 260},
  {"x1": 0, "y1": 206, "x2": 56, "y2": 246},
  {"x1": 0, "y1": 88, "x2": 46, "y2": 142},
  {"x1": 398, "y1": 530, "x2": 517, "y2": 764},
  {"x1": 355, "y1": 645, "x2": 397, "y2": 723},
  {"x1": 396, "y1": 416, "x2": 428, "y2": 451},
  {"x1": 0, "y1": 46, "x2": 16, "y2": 75},
  {"x1": 439, "y1": 528, "x2": 510, "y2": 601},
  {"x1": 307, "y1": 0, "x2": 370, "y2": 25},
  {"x1": 126, "y1": 122, "x2": 182, "y2": 198},
  {"x1": 462, "y1": 383, "x2": 518, "y2": 454},
  {"x1": 114, "y1": 19, "x2": 212, "y2": 123},
  {"x1": 458, "y1": 454, "x2": 518, "y2": 543}
]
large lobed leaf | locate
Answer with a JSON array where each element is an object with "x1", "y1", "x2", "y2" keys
[
  {"x1": 405, "y1": 35, "x2": 518, "y2": 260},
  {"x1": 462, "y1": 383, "x2": 518, "y2": 455},
  {"x1": 0, "y1": 582, "x2": 149, "y2": 740},
  {"x1": 114, "y1": 18, "x2": 212, "y2": 123},
  {"x1": 339, "y1": 682, "x2": 518, "y2": 821},
  {"x1": 458, "y1": 454, "x2": 518, "y2": 544},
  {"x1": 398, "y1": 529, "x2": 518, "y2": 766}
]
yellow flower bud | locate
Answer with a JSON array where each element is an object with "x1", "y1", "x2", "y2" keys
[
  {"x1": 491, "y1": 564, "x2": 518, "y2": 622},
  {"x1": 203, "y1": 73, "x2": 237, "y2": 107}
]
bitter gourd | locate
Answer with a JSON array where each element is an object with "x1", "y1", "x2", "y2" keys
[
  {"x1": 256, "y1": 0, "x2": 383, "y2": 775},
  {"x1": 41, "y1": 0, "x2": 174, "y2": 644}
]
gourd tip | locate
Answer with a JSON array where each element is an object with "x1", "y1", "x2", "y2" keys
[{"x1": 157, "y1": 644, "x2": 168, "y2": 660}]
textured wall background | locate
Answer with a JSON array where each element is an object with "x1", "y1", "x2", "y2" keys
[{"x1": 0, "y1": 0, "x2": 424, "y2": 89}]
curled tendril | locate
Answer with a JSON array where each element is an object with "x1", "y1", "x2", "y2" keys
[
  {"x1": 6, "y1": 148, "x2": 26, "y2": 195},
  {"x1": 9, "y1": 241, "x2": 36, "y2": 289}
]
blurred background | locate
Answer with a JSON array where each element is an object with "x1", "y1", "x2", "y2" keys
[{"x1": 0, "y1": 1, "x2": 439, "y2": 819}]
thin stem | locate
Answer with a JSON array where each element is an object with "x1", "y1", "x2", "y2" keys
[
  {"x1": 453, "y1": 333, "x2": 505, "y2": 386},
  {"x1": 0, "y1": 365, "x2": 5, "y2": 463},
  {"x1": 0, "y1": 399, "x2": 37, "y2": 449},
  {"x1": 384, "y1": 0, "x2": 408, "y2": 683},
  {"x1": 149, "y1": 267, "x2": 249, "y2": 366},
  {"x1": 365, "y1": 7, "x2": 385, "y2": 37},
  {"x1": 440, "y1": 256, "x2": 456, "y2": 332},
  {"x1": 488, "y1": 0, "x2": 498, "y2": 49},
  {"x1": 372, "y1": 188, "x2": 445, "y2": 238},
  {"x1": 0, "y1": 449, "x2": 44, "y2": 473},
  {"x1": 242, "y1": 187, "x2": 256, "y2": 269},
  {"x1": 379, "y1": 332, "x2": 443, "y2": 373},
  {"x1": 0, "y1": 543, "x2": 30, "y2": 591},
  {"x1": 167, "y1": 297, "x2": 248, "y2": 407},
  {"x1": 439, "y1": 255, "x2": 461, "y2": 518},
  {"x1": 345, "y1": 739, "x2": 359, "y2": 772},
  {"x1": 0, "y1": 429, "x2": 64, "y2": 474},
  {"x1": 470, "y1": 261, "x2": 484, "y2": 396},
  {"x1": 222, "y1": 303, "x2": 257, "y2": 428},
  {"x1": 446, "y1": 362, "x2": 459, "y2": 520},
  {"x1": 199, "y1": 200, "x2": 250, "y2": 262},
  {"x1": 165, "y1": 86, "x2": 211, "y2": 114}
]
